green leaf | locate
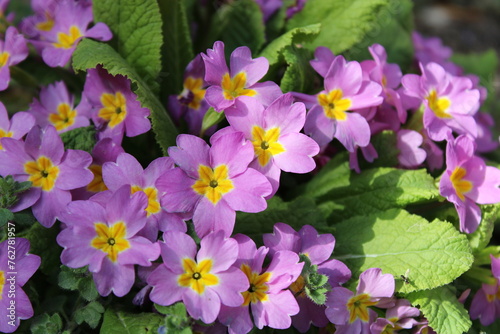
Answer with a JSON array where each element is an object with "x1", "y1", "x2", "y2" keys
[
  {"x1": 93, "y1": 0, "x2": 163, "y2": 92},
  {"x1": 406, "y1": 286, "x2": 472, "y2": 334},
  {"x1": 72, "y1": 39, "x2": 178, "y2": 154},
  {"x1": 100, "y1": 309, "x2": 163, "y2": 334},
  {"x1": 154, "y1": 303, "x2": 191, "y2": 331},
  {"x1": 367, "y1": 130, "x2": 399, "y2": 168},
  {"x1": 30, "y1": 313, "x2": 63, "y2": 334},
  {"x1": 468, "y1": 204, "x2": 500, "y2": 253},
  {"x1": 158, "y1": 0, "x2": 194, "y2": 96},
  {"x1": 205, "y1": 0, "x2": 266, "y2": 54},
  {"x1": 259, "y1": 24, "x2": 321, "y2": 66},
  {"x1": 286, "y1": 0, "x2": 390, "y2": 54},
  {"x1": 304, "y1": 286, "x2": 328, "y2": 305},
  {"x1": 0, "y1": 208, "x2": 13, "y2": 227},
  {"x1": 306, "y1": 166, "x2": 439, "y2": 220},
  {"x1": 58, "y1": 266, "x2": 99, "y2": 301},
  {"x1": 333, "y1": 209, "x2": 473, "y2": 293},
  {"x1": 201, "y1": 108, "x2": 225, "y2": 137},
  {"x1": 59, "y1": 125, "x2": 97, "y2": 153},
  {"x1": 0, "y1": 175, "x2": 32, "y2": 209},
  {"x1": 279, "y1": 46, "x2": 316, "y2": 94},
  {"x1": 74, "y1": 301, "x2": 105, "y2": 329}
]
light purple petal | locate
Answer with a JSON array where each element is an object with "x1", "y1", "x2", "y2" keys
[
  {"x1": 273, "y1": 133, "x2": 319, "y2": 173},
  {"x1": 230, "y1": 47, "x2": 268, "y2": 86},
  {"x1": 148, "y1": 264, "x2": 184, "y2": 306},
  {"x1": 197, "y1": 231, "x2": 239, "y2": 273},
  {"x1": 251, "y1": 81, "x2": 283, "y2": 108},
  {"x1": 193, "y1": 197, "x2": 236, "y2": 238},
  {"x1": 119, "y1": 237, "x2": 160, "y2": 266},
  {"x1": 168, "y1": 134, "x2": 210, "y2": 179},
  {"x1": 334, "y1": 112, "x2": 371, "y2": 152},
  {"x1": 94, "y1": 259, "x2": 135, "y2": 297},
  {"x1": 57, "y1": 149, "x2": 93, "y2": 190},
  {"x1": 160, "y1": 231, "x2": 197, "y2": 273},
  {"x1": 210, "y1": 268, "x2": 248, "y2": 307},
  {"x1": 85, "y1": 22, "x2": 113, "y2": 41},
  {"x1": 253, "y1": 290, "x2": 299, "y2": 329},
  {"x1": 264, "y1": 93, "x2": 306, "y2": 134},
  {"x1": 224, "y1": 168, "x2": 270, "y2": 212},
  {"x1": 32, "y1": 188, "x2": 71, "y2": 227},
  {"x1": 210, "y1": 131, "x2": 254, "y2": 177},
  {"x1": 183, "y1": 287, "x2": 220, "y2": 323},
  {"x1": 157, "y1": 168, "x2": 199, "y2": 213}
]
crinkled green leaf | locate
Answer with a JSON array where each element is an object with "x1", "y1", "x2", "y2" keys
[
  {"x1": 72, "y1": 39, "x2": 178, "y2": 154},
  {"x1": 259, "y1": 24, "x2": 321, "y2": 66},
  {"x1": 0, "y1": 175, "x2": 32, "y2": 209},
  {"x1": 333, "y1": 209, "x2": 473, "y2": 293},
  {"x1": 406, "y1": 285, "x2": 471, "y2": 334},
  {"x1": 286, "y1": 0, "x2": 390, "y2": 54},
  {"x1": 30, "y1": 313, "x2": 63, "y2": 334},
  {"x1": 304, "y1": 286, "x2": 328, "y2": 305},
  {"x1": 100, "y1": 309, "x2": 163, "y2": 334},
  {"x1": 58, "y1": 265, "x2": 99, "y2": 301},
  {"x1": 0, "y1": 208, "x2": 13, "y2": 227},
  {"x1": 205, "y1": 0, "x2": 265, "y2": 54},
  {"x1": 74, "y1": 301, "x2": 105, "y2": 329},
  {"x1": 59, "y1": 125, "x2": 96, "y2": 153},
  {"x1": 155, "y1": 303, "x2": 191, "y2": 332},
  {"x1": 279, "y1": 46, "x2": 316, "y2": 93},
  {"x1": 93, "y1": 0, "x2": 163, "y2": 92},
  {"x1": 158, "y1": 0, "x2": 194, "y2": 96},
  {"x1": 468, "y1": 204, "x2": 500, "y2": 253}
]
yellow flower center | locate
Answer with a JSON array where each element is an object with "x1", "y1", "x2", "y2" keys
[
  {"x1": 54, "y1": 25, "x2": 83, "y2": 49},
  {"x1": 131, "y1": 185, "x2": 161, "y2": 216},
  {"x1": 240, "y1": 264, "x2": 271, "y2": 306},
  {"x1": 48, "y1": 103, "x2": 77, "y2": 131},
  {"x1": 221, "y1": 72, "x2": 256, "y2": 100},
  {"x1": 91, "y1": 222, "x2": 130, "y2": 262},
  {"x1": 251, "y1": 126, "x2": 286, "y2": 167},
  {"x1": 86, "y1": 164, "x2": 107, "y2": 193},
  {"x1": 289, "y1": 275, "x2": 307, "y2": 298},
  {"x1": 0, "y1": 271, "x2": 4, "y2": 300},
  {"x1": 0, "y1": 52, "x2": 10, "y2": 67},
  {"x1": 317, "y1": 89, "x2": 352, "y2": 121},
  {"x1": 24, "y1": 156, "x2": 59, "y2": 191},
  {"x1": 98, "y1": 92, "x2": 128, "y2": 128},
  {"x1": 486, "y1": 285, "x2": 500, "y2": 303},
  {"x1": 180, "y1": 77, "x2": 206, "y2": 110},
  {"x1": 178, "y1": 258, "x2": 219, "y2": 294},
  {"x1": 36, "y1": 12, "x2": 55, "y2": 31},
  {"x1": 450, "y1": 167, "x2": 473, "y2": 201},
  {"x1": 427, "y1": 90, "x2": 451, "y2": 119},
  {"x1": 0, "y1": 128, "x2": 13, "y2": 150},
  {"x1": 192, "y1": 164, "x2": 234, "y2": 205},
  {"x1": 346, "y1": 293, "x2": 378, "y2": 323}
]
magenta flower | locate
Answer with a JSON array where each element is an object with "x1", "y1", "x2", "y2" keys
[
  {"x1": 439, "y1": 135, "x2": 500, "y2": 233},
  {"x1": 263, "y1": 223, "x2": 351, "y2": 332},
  {"x1": 83, "y1": 66, "x2": 151, "y2": 144},
  {"x1": 28, "y1": 81, "x2": 91, "y2": 133},
  {"x1": 57, "y1": 185, "x2": 160, "y2": 297},
  {"x1": 156, "y1": 132, "x2": 271, "y2": 238},
  {"x1": 370, "y1": 299, "x2": 420, "y2": 334},
  {"x1": 218, "y1": 234, "x2": 303, "y2": 333},
  {"x1": 0, "y1": 102, "x2": 35, "y2": 150},
  {"x1": 201, "y1": 41, "x2": 282, "y2": 112},
  {"x1": 167, "y1": 54, "x2": 212, "y2": 136},
  {"x1": 396, "y1": 129, "x2": 426, "y2": 168},
  {"x1": 253, "y1": 0, "x2": 282, "y2": 21},
  {"x1": 213, "y1": 94, "x2": 319, "y2": 196},
  {"x1": 470, "y1": 255, "x2": 500, "y2": 325},
  {"x1": 303, "y1": 54, "x2": 383, "y2": 151},
  {"x1": 475, "y1": 111, "x2": 499, "y2": 153},
  {"x1": 20, "y1": 0, "x2": 59, "y2": 38},
  {"x1": 148, "y1": 231, "x2": 248, "y2": 324},
  {"x1": 0, "y1": 238, "x2": 40, "y2": 333},
  {"x1": 0, "y1": 125, "x2": 93, "y2": 227},
  {"x1": 401, "y1": 62, "x2": 480, "y2": 141},
  {"x1": 325, "y1": 268, "x2": 395, "y2": 333},
  {"x1": 101, "y1": 153, "x2": 187, "y2": 241},
  {"x1": 32, "y1": 0, "x2": 112, "y2": 67},
  {"x1": 412, "y1": 31, "x2": 462, "y2": 76},
  {"x1": 0, "y1": 26, "x2": 29, "y2": 91}
]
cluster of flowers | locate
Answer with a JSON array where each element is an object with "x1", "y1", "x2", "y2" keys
[{"x1": 0, "y1": 0, "x2": 500, "y2": 332}]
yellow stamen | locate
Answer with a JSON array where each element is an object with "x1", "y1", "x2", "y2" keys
[
  {"x1": 0, "y1": 52, "x2": 10, "y2": 67},
  {"x1": 36, "y1": 12, "x2": 55, "y2": 31},
  {"x1": 91, "y1": 222, "x2": 130, "y2": 262},
  {"x1": 450, "y1": 167, "x2": 473, "y2": 201},
  {"x1": 317, "y1": 89, "x2": 352, "y2": 121},
  {"x1": 0, "y1": 128, "x2": 13, "y2": 150},
  {"x1": 192, "y1": 164, "x2": 234, "y2": 205},
  {"x1": 346, "y1": 293, "x2": 378, "y2": 323},
  {"x1": 251, "y1": 126, "x2": 286, "y2": 167},
  {"x1": 0, "y1": 271, "x2": 4, "y2": 300},
  {"x1": 221, "y1": 72, "x2": 256, "y2": 100},
  {"x1": 180, "y1": 77, "x2": 206, "y2": 110},
  {"x1": 130, "y1": 186, "x2": 161, "y2": 216},
  {"x1": 178, "y1": 258, "x2": 219, "y2": 294},
  {"x1": 24, "y1": 156, "x2": 59, "y2": 191},
  {"x1": 86, "y1": 165, "x2": 107, "y2": 193},
  {"x1": 53, "y1": 25, "x2": 83, "y2": 49},
  {"x1": 240, "y1": 264, "x2": 271, "y2": 306},
  {"x1": 427, "y1": 90, "x2": 451, "y2": 119},
  {"x1": 48, "y1": 103, "x2": 77, "y2": 131},
  {"x1": 98, "y1": 92, "x2": 127, "y2": 128}
]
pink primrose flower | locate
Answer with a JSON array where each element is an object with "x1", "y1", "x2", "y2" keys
[
  {"x1": 0, "y1": 101, "x2": 35, "y2": 150},
  {"x1": 0, "y1": 26, "x2": 29, "y2": 91},
  {"x1": 470, "y1": 255, "x2": 500, "y2": 326},
  {"x1": 370, "y1": 299, "x2": 420, "y2": 334},
  {"x1": 396, "y1": 129, "x2": 426, "y2": 168}
]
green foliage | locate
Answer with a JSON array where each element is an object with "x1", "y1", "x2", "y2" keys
[
  {"x1": 333, "y1": 209, "x2": 473, "y2": 293},
  {"x1": 0, "y1": 208, "x2": 13, "y2": 228},
  {"x1": 286, "y1": 0, "x2": 390, "y2": 55},
  {"x1": 451, "y1": 49, "x2": 498, "y2": 95},
  {"x1": 406, "y1": 286, "x2": 472, "y2": 334},
  {"x1": 201, "y1": 108, "x2": 226, "y2": 137},
  {"x1": 468, "y1": 204, "x2": 500, "y2": 253},
  {"x1": 93, "y1": 0, "x2": 163, "y2": 93},
  {"x1": 60, "y1": 126, "x2": 97, "y2": 153},
  {"x1": 158, "y1": 0, "x2": 194, "y2": 96},
  {"x1": 205, "y1": 0, "x2": 266, "y2": 54},
  {"x1": 74, "y1": 301, "x2": 105, "y2": 329},
  {"x1": 100, "y1": 309, "x2": 163, "y2": 334},
  {"x1": 30, "y1": 313, "x2": 63, "y2": 334},
  {"x1": 297, "y1": 254, "x2": 331, "y2": 305},
  {"x1": 58, "y1": 266, "x2": 99, "y2": 302},
  {"x1": 154, "y1": 303, "x2": 192, "y2": 333},
  {"x1": 18, "y1": 223, "x2": 61, "y2": 276},
  {"x1": 368, "y1": 130, "x2": 400, "y2": 167},
  {"x1": 0, "y1": 175, "x2": 31, "y2": 209},
  {"x1": 279, "y1": 46, "x2": 316, "y2": 94},
  {"x1": 72, "y1": 39, "x2": 178, "y2": 154}
]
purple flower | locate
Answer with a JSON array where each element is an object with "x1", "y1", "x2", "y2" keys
[
  {"x1": 325, "y1": 268, "x2": 395, "y2": 334},
  {"x1": 213, "y1": 94, "x2": 319, "y2": 196},
  {"x1": 156, "y1": 132, "x2": 271, "y2": 238},
  {"x1": 218, "y1": 234, "x2": 303, "y2": 333},
  {"x1": 263, "y1": 223, "x2": 351, "y2": 332},
  {"x1": 0, "y1": 26, "x2": 29, "y2": 91},
  {"x1": 83, "y1": 66, "x2": 151, "y2": 144},
  {"x1": 253, "y1": 0, "x2": 282, "y2": 21},
  {"x1": 0, "y1": 125, "x2": 93, "y2": 227},
  {"x1": 474, "y1": 111, "x2": 499, "y2": 153},
  {"x1": 28, "y1": 81, "x2": 91, "y2": 133},
  {"x1": 439, "y1": 135, "x2": 500, "y2": 233},
  {"x1": 370, "y1": 299, "x2": 420, "y2": 334},
  {"x1": 396, "y1": 129, "x2": 426, "y2": 168},
  {"x1": 20, "y1": 0, "x2": 59, "y2": 38},
  {"x1": 412, "y1": 31, "x2": 462, "y2": 76},
  {"x1": 100, "y1": 153, "x2": 187, "y2": 241},
  {"x1": 0, "y1": 238, "x2": 40, "y2": 333},
  {"x1": 0, "y1": 101, "x2": 35, "y2": 150},
  {"x1": 470, "y1": 255, "x2": 500, "y2": 325},
  {"x1": 201, "y1": 41, "x2": 282, "y2": 112},
  {"x1": 32, "y1": 0, "x2": 112, "y2": 67},
  {"x1": 148, "y1": 230, "x2": 248, "y2": 324},
  {"x1": 57, "y1": 185, "x2": 160, "y2": 297},
  {"x1": 302, "y1": 54, "x2": 383, "y2": 151}
]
